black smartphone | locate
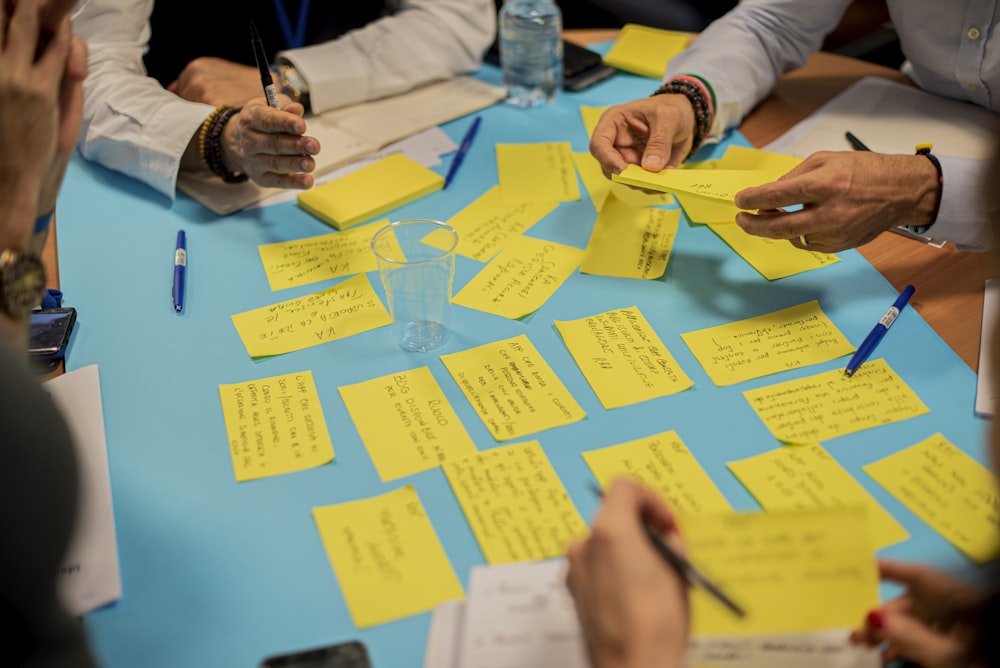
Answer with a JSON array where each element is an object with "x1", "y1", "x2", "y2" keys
[
  {"x1": 259, "y1": 641, "x2": 371, "y2": 668},
  {"x1": 485, "y1": 39, "x2": 616, "y2": 91},
  {"x1": 29, "y1": 307, "x2": 77, "y2": 362}
]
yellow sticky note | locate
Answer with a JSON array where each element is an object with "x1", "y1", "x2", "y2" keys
[
  {"x1": 583, "y1": 430, "x2": 731, "y2": 516},
  {"x1": 681, "y1": 301, "x2": 855, "y2": 386},
  {"x1": 453, "y1": 235, "x2": 582, "y2": 320},
  {"x1": 338, "y1": 367, "x2": 478, "y2": 481},
  {"x1": 443, "y1": 440, "x2": 589, "y2": 563},
  {"x1": 684, "y1": 507, "x2": 879, "y2": 636},
  {"x1": 440, "y1": 334, "x2": 585, "y2": 441},
  {"x1": 579, "y1": 105, "x2": 607, "y2": 139},
  {"x1": 297, "y1": 153, "x2": 444, "y2": 230},
  {"x1": 496, "y1": 142, "x2": 581, "y2": 202},
  {"x1": 231, "y1": 274, "x2": 391, "y2": 358},
  {"x1": 219, "y1": 371, "x2": 335, "y2": 482},
  {"x1": 865, "y1": 434, "x2": 1000, "y2": 563},
  {"x1": 424, "y1": 185, "x2": 559, "y2": 261},
  {"x1": 614, "y1": 166, "x2": 770, "y2": 201},
  {"x1": 257, "y1": 221, "x2": 388, "y2": 291},
  {"x1": 709, "y1": 223, "x2": 841, "y2": 280},
  {"x1": 603, "y1": 24, "x2": 692, "y2": 79},
  {"x1": 728, "y1": 443, "x2": 908, "y2": 549},
  {"x1": 573, "y1": 152, "x2": 673, "y2": 213},
  {"x1": 555, "y1": 307, "x2": 693, "y2": 409},
  {"x1": 581, "y1": 195, "x2": 680, "y2": 279},
  {"x1": 675, "y1": 147, "x2": 802, "y2": 224},
  {"x1": 313, "y1": 486, "x2": 463, "y2": 628},
  {"x1": 743, "y1": 359, "x2": 930, "y2": 443}
]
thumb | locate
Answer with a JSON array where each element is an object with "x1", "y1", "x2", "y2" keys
[
  {"x1": 640, "y1": 124, "x2": 674, "y2": 172},
  {"x1": 881, "y1": 613, "x2": 966, "y2": 668}
]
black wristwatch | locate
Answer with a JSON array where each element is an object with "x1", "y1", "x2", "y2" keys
[{"x1": 0, "y1": 248, "x2": 46, "y2": 321}]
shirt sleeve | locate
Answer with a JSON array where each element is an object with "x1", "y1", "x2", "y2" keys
[
  {"x1": 74, "y1": 0, "x2": 213, "y2": 199},
  {"x1": 928, "y1": 155, "x2": 994, "y2": 251},
  {"x1": 664, "y1": 0, "x2": 854, "y2": 142},
  {"x1": 278, "y1": 0, "x2": 496, "y2": 114}
]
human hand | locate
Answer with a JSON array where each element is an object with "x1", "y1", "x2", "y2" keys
[
  {"x1": 0, "y1": 0, "x2": 73, "y2": 247},
  {"x1": 169, "y1": 57, "x2": 268, "y2": 107},
  {"x1": 566, "y1": 478, "x2": 689, "y2": 668},
  {"x1": 733, "y1": 151, "x2": 940, "y2": 253},
  {"x1": 220, "y1": 98, "x2": 320, "y2": 189},
  {"x1": 848, "y1": 560, "x2": 984, "y2": 668},
  {"x1": 589, "y1": 94, "x2": 696, "y2": 178}
]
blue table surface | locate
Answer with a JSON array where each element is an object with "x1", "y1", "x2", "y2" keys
[{"x1": 58, "y1": 62, "x2": 989, "y2": 668}]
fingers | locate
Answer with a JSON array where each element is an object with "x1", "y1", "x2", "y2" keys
[
  {"x1": 880, "y1": 612, "x2": 969, "y2": 667},
  {"x1": 6, "y1": 0, "x2": 44, "y2": 69}
]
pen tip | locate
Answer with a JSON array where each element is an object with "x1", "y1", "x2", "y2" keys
[{"x1": 844, "y1": 369, "x2": 854, "y2": 377}]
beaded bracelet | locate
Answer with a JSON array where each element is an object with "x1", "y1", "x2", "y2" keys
[
  {"x1": 908, "y1": 143, "x2": 942, "y2": 236},
  {"x1": 651, "y1": 76, "x2": 715, "y2": 161},
  {"x1": 199, "y1": 105, "x2": 248, "y2": 184}
]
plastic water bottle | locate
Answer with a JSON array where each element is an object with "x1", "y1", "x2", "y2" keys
[{"x1": 499, "y1": 0, "x2": 563, "y2": 108}]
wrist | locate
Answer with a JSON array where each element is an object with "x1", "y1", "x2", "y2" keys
[
  {"x1": 197, "y1": 105, "x2": 248, "y2": 184},
  {"x1": 909, "y1": 143, "x2": 943, "y2": 235},
  {"x1": 0, "y1": 178, "x2": 44, "y2": 249},
  {"x1": 651, "y1": 76, "x2": 714, "y2": 161}
]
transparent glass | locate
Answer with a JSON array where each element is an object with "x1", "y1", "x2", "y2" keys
[{"x1": 371, "y1": 219, "x2": 458, "y2": 352}]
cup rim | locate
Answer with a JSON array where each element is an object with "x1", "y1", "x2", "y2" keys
[{"x1": 370, "y1": 218, "x2": 458, "y2": 264}]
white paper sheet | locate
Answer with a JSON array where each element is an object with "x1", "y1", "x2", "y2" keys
[
  {"x1": 977, "y1": 279, "x2": 998, "y2": 418},
  {"x1": 44, "y1": 365, "x2": 122, "y2": 615}
]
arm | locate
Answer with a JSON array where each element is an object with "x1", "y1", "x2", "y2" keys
[
  {"x1": 279, "y1": 0, "x2": 495, "y2": 113},
  {"x1": 665, "y1": 0, "x2": 854, "y2": 139}
]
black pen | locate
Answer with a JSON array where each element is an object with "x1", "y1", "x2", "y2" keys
[
  {"x1": 251, "y1": 20, "x2": 280, "y2": 109},
  {"x1": 845, "y1": 131, "x2": 872, "y2": 152},
  {"x1": 587, "y1": 481, "x2": 746, "y2": 618}
]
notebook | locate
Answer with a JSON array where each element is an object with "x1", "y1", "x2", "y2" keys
[
  {"x1": 296, "y1": 153, "x2": 444, "y2": 230},
  {"x1": 177, "y1": 76, "x2": 504, "y2": 215}
]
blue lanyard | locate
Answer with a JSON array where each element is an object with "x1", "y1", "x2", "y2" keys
[{"x1": 272, "y1": 0, "x2": 312, "y2": 50}]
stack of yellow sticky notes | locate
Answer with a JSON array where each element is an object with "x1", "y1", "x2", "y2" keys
[
  {"x1": 297, "y1": 153, "x2": 444, "y2": 230},
  {"x1": 603, "y1": 24, "x2": 692, "y2": 79}
]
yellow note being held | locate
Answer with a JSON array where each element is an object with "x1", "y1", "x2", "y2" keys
[
  {"x1": 440, "y1": 334, "x2": 585, "y2": 441},
  {"x1": 453, "y1": 235, "x2": 583, "y2": 320},
  {"x1": 709, "y1": 222, "x2": 840, "y2": 280},
  {"x1": 297, "y1": 153, "x2": 444, "y2": 230},
  {"x1": 581, "y1": 195, "x2": 680, "y2": 279},
  {"x1": 555, "y1": 306, "x2": 692, "y2": 409},
  {"x1": 425, "y1": 185, "x2": 559, "y2": 262},
  {"x1": 728, "y1": 443, "x2": 908, "y2": 549},
  {"x1": 681, "y1": 300, "x2": 855, "y2": 386},
  {"x1": 685, "y1": 507, "x2": 879, "y2": 636},
  {"x1": 257, "y1": 221, "x2": 387, "y2": 291},
  {"x1": 865, "y1": 433, "x2": 1000, "y2": 563},
  {"x1": 231, "y1": 274, "x2": 391, "y2": 358},
  {"x1": 743, "y1": 359, "x2": 929, "y2": 444},
  {"x1": 603, "y1": 24, "x2": 692, "y2": 79},
  {"x1": 313, "y1": 486, "x2": 464, "y2": 628},
  {"x1": 573, "y1": 153, "x2": 673, "y2": 213},
  {"x1": 339, "y1": 367, "x2": 478, "y2": 481},
  {"x1": 583, "y1": 430, "x2": 731, "y2": 516},
  {"x1": 219, "y1": 371, "x2": 335, "y2": 482},
  {"x1": 496, "y1": 142, "x2": 580, "y2": 202},
  {"x1": 614, "y1": 166, "x2": 770, "y2": 201},
  {"x1": 443, "y1": 440, "x2": 589, "y2": 563}
]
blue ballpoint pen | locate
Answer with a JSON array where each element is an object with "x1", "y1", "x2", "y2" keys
[
  {"x1": 444, "y1": 115, "x2": 482, "y2": 188},
  {"x1": 173, "y1": 230, "x2": 186, "y2": 313},
  {"x1": 845, "y1": 284, "x2": 915, "y2": 376}
]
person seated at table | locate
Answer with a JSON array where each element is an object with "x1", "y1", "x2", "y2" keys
[
  {"x1": 567, "y1": 123, "x2": 1000, "y2": 668},
  {"x1": 0, "y1": 0, "x2": 98, "y2": 665},
  {"x1": 73, "y1": 0, "x2": 495, "y2": 198},
  {"x1": 589, "y1": 2, "x2": 1000, "y2": 253}
]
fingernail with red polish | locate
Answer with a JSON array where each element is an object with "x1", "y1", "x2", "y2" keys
[{"x1": 866, "y1": 610, "x2": 885, "y2": 630}]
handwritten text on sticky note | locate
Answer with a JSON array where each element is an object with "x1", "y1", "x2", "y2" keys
[
  {"x1": 581, "y1": 195, "x2": 679, "y2": 279},
  {"x1": 556, "y1": 307, "x2": 692, "y2": 409},
  {"x1": 339, "y1": 367, "x2": 478, "y2": 481},
  {"x1": 219, "y1": 371, "x2": 335, "y2": 481},
  {"x1": 742, "y1": 359, "x2": 929, "y2": 443},
  {"x1": 443, "y1": 441, "x2": 589, "y2": 563},
  {"x1": 257, "y1": 221, "x2": 387, "y2": 290},
  {"x1": 313, "y1": 485, "x2": 464, "y2": 628}
]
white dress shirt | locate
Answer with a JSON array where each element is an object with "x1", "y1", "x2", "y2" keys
[
  {"x1": 666, "y1": 0, "x2": 1000, "y2": 250},
  {"x1": 74, "y1": 0, "x2": 495, "y2": 198}
]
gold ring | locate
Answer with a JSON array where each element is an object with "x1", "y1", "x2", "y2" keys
[{"x1": 799, "y1": 235, "x2": 808, "y2": 246}]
